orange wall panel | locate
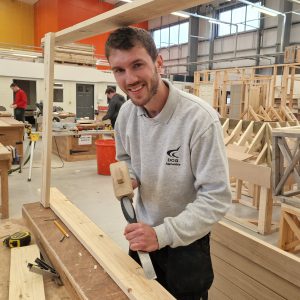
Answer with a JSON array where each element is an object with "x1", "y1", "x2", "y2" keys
[{"x1": 34, "y1": 0, "x2": 58, "y2": 46}]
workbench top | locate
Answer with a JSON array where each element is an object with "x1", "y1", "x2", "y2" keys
[{"x1": 0, "y1": 117, "x2": 24, "y2": 127}]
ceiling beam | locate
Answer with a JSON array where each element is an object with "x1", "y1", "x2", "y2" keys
[{"x1": 54, "y1": 0, "x2": 212, "y2": 45}]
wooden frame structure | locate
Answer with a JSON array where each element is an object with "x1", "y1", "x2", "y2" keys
[
  {"x1": 272, "y1": 126, "x2": 300, "y2": 206},
  {"x1": 222, "y1": 119, "x2": 300, "y2": 234},
  {"x1": 279, "y1": 204, "x2": 300, "y2": 253},
  {"x1": 194, "y1": 64, "x2": 300, "y2": 121}
]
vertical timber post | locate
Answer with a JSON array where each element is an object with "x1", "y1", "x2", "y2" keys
[{"x1": 41, "y1": 32, "x2": 55, "y2": 207}]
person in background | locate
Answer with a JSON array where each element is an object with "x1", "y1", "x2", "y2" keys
[
  {"x1": 102, "y1": 87, "x2": 125, "y2": 128},
  {"x1": 105, "y1": 27, "x2": 232, "y2": 300},
  {"x1": 10, "y1": 83, "x2": 27, "y2": 122}
]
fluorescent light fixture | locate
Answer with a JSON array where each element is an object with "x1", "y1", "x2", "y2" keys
[
  {"x1": 208, "y1": 19, "x2": 224, "y2": 25},
  {"x1": 171, "y1": 11, "x2": 189, "y2": 18},
  {"x1": 238, "y1": 0, "x2": 282, "y2": 17},
  {"x1": 120, "y1": 0, "x2": 132, "y2": 2},
  {"x1": 96, "y1": 59, "x2": 109, "y2": 66}
]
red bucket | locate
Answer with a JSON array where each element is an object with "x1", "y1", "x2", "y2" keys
[{"x1": 95, "y1": 139, "x2": 116, "y2": 175}]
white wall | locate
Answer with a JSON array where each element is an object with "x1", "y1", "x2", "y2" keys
[{"x1": 0, "y1": 59, "x2": 124, "y2": 114}]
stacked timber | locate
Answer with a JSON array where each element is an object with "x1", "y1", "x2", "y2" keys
[{"x1": 53, "y1": 43, "x2": 96, "y2": 66}]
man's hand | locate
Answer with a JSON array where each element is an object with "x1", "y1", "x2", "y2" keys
[
  {"x1": 10, "y1": 104, "x2": 17, "y2": 109},
  {"x1": 124, "y1": 223, "x2": 159, "y2": 252}
]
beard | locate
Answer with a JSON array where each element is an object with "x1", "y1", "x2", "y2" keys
[{"x1": 127, "y1": 70, "x2": 160, "y2": 107}]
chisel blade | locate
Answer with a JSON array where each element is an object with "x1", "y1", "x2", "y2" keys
[{"x1": 137, "y1": 250, "x2": 157, "y2": 280}]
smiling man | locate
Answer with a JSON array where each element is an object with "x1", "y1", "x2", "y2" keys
[{"x1": 105, "y1": 27, "x2": 231, "y2": 300}]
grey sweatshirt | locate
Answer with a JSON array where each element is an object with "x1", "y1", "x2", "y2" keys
[{"x1": 114, "y1": 80, "x2": 231, "y2": 249}]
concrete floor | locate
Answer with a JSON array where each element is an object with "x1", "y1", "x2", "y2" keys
[{"x1": 6, "y1": 137, "x2": 282, "y2": 252}]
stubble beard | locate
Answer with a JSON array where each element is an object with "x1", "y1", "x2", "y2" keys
[{"x1": 129, "y1": 70, "x2": 160, "y2": 107}]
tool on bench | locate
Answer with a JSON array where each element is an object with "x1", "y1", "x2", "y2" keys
[
  {"x1": 3, "y1": 231, "x2": 31, "y2": 248},
  {"x1": 54, "y1": 220, "x2": 70, "y2": 242},
  {"x1": 28, "y1": 257, "x2": 63, "y2": 286},
  {"x1": 110, "y1": 161, "x2": 157, "y2": 280}
]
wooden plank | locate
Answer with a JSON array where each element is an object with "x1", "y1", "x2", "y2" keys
[
  {"x1": 22, "y1": 202, "x2": 127, "y2": 300},
  {"x1": 225, "y1": 215, "x2": 260, "y2": 233},
  {"x1": 210, "y1": 238, "x2": 300, "y2": 300},
  {"x1": 54, "y1": 0, "x2": 212, "y2": 45},
  {"x1": 236, "y1": 121, "x2": 254, "y2": 146},
  {"x1": 222, "y1": 118, "x2": 230, "y2": 137},
  {"x1": 49, "y1": 188, "x2": 174, "y2": 300},
  {"x1": 212, "y1": 221, "x2": 300, "y2": 287},
  {"x1": 257, "y1": 187, "x2": 273, "y2": 234},
  {"x1": 9, "y1": 245, "x2": 45, "y2": 300},
  {"x1": 212, "y1": 255, "x2": 284, "y2": 300},
  {"x1": 226, "y1": 149, "x2": 253, "y2": 161},
  {"x1": 41, "y1": 32, "x2": 55, "y2": 208},
  {"x1": 212, "y1": 271, "x2": 254, "y2": 300},
  {"x1": 247, "y1": 123, "x2": 266, "y2": 154},
  {"x1": 224, "y1": 119, "x2": 243, "y2": 146},
  {"x1": 228, "y1": 158, "x2": 271, "y2": 188},
  {"x1": 208, "y1": 286, "x2": 230, "y2": 300}
]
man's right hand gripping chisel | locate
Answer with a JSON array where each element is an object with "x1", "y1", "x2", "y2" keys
[{"x1": 110, "y1": 161, "x2": 157, "y2": 280}]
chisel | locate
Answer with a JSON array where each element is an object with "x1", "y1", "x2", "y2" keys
[{"x1": 110, "y1": 161, "x2": 157, "y2": 280}]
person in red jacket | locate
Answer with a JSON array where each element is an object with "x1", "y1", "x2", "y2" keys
[{"x1": 10, "y1": 83, "x2": 27, "y2": 122}]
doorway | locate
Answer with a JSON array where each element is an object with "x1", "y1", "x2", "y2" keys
[
  {"x1": 13, "y1": 79, "x2": 37, "y2": 124},
  {"x1": 76, "y1": 84, "x2": 94, "y2": 119}
]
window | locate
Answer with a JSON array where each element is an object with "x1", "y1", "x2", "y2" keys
[
  {"x1": 217, "y1": 2, "x2": 261, "y2": 37},
  {"x1": 54, "y1": 83, "x2": 63, "y2": 103},
  {"x1": 152, "y1": 22, "x2": 189, "y2": 49}
]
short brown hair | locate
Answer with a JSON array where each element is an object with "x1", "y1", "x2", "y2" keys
[
  {"x1": 105, "y1": 27, "x2": 158, "y2": 62},
  {"x1": 10, "y1": 83, "x2": 17, "y2": 88}
]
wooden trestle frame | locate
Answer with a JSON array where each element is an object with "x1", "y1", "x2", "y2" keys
[
  {"x1": 222, "y1": 118, "x2": 299, "y2": 234},
  {"x1": 279, "y1": 204, "x2": 300, "y2": 253}
]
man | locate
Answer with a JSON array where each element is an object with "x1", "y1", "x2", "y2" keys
[
  {"x1": 10, "y1": 83, "x2": 27, "y2": 122},
  {"x1": 102, "y1": 87, "x2": 125, "y2": 128},
  {"x1": 105, "y1": 27, "x2": 231, "y2": 300}
]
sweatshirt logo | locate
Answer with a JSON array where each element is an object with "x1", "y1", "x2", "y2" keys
[{"x1": 166, "y1": 146, "x2": 181, "y2": 166}]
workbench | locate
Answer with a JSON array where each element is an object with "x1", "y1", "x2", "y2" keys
[
  {"x1": 0, "y1": 218, "x2": 71, "y2": 299},
  {"x1": 0, "y1": 144, "x2": 11, "y2": 219},
  {"x1": 52, "y1": 129, "x2": 114, "y2": 162},
  {"x1": 0, "y1": 117, "x2": 24, "y2": 159},
  {"x1": 22, "y1": 202, "x2": 127, "y2": 299}
]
